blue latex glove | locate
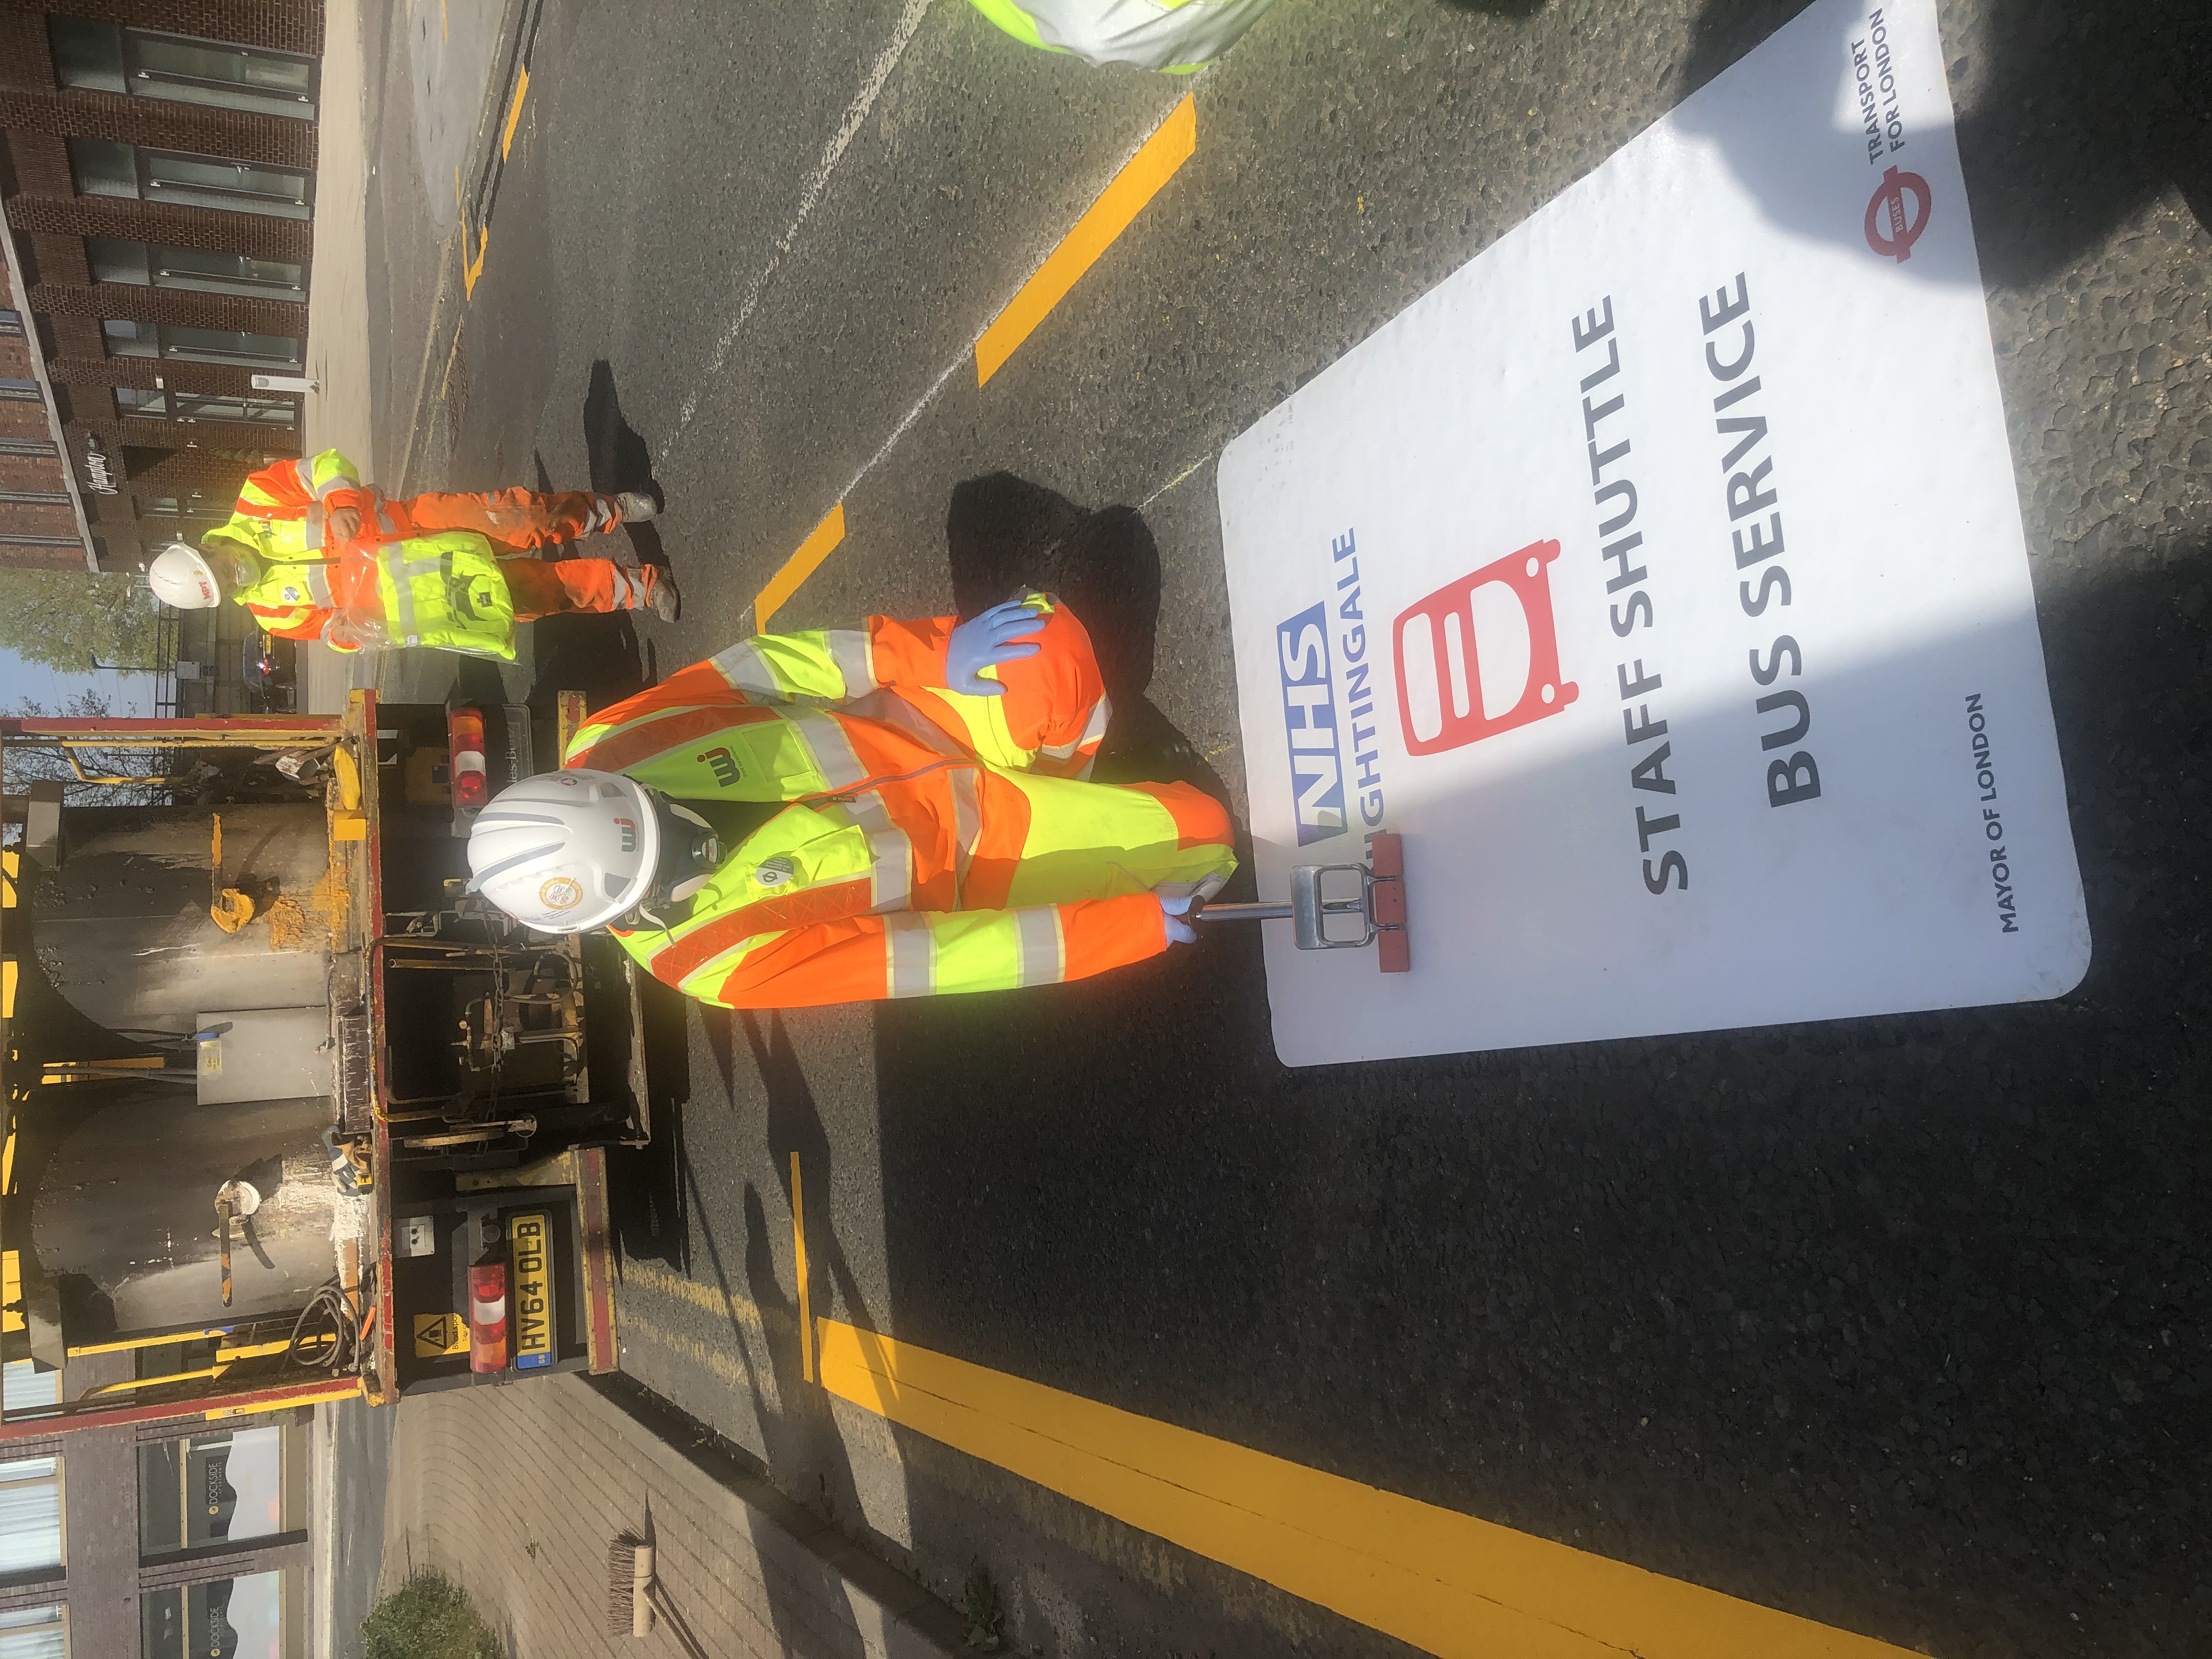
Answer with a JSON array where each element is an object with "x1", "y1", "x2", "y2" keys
[
  {"x1": 1159, "y1": 892, "x2": 1196, "y2": 946},
  {"x1": 947, "y1": 600, "x2": 1046, "y2": 696}
]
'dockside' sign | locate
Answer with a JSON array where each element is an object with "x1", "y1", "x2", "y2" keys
[{"x1": 1217, "y1": 0, "x2": 2088, "y2": 1067}]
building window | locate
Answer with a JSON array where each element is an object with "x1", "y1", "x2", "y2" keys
[
  {"x1": 0, "y1": 1607, "x2": 67, "y2": 1659},
  {"x1": 67, "y1": 140, "x2": 312, "y2": 222},
  {"x1": 140, "y1": 1568, "x2": 298, "y2": 1659},
  {"x1": 0, "y1": 380, "x2": 40, "y2": 404},
  {"x1": 138, "y1": 1426, "x2": 300, "y2": 1556},
  {"x1": 116, "y1": 387, "x2": 297, "y2": 429},
  {"x1": 48, "y1": 20, "x2": 316, "y2": 121},
  {"x1": 101, "y1": 320, "x2": 302, "y2": 370},
  {"x1": 86, "y1": 239, "x2": 306, "y2": 300},
  {"x1": 0, "y1": 1456, "x2": 63, "y2": 1576}
]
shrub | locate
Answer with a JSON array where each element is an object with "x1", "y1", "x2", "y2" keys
[{"x1": 361, "y1": 1575, "x2": 501, "y2": 1659}]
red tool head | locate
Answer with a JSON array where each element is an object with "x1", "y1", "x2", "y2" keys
[{"x1": 1369, "y1": 832, "x2": 1409, "y2": 973}]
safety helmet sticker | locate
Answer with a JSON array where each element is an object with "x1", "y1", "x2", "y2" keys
[{"x1": 539, "y1": 876, "x2": 584, "y2": 912}]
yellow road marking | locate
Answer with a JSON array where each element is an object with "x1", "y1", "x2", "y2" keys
[
  {"x1": 462, "y1": 224, "x2": 489, "y2": 297},
  {"x1": 754, "y1": 502, "x2": 847, "y2": 631},
  {"x1": 501, "y1": 63, "x2": 529, "y2": 161},
  {"x1": 975, "y1": 95, "x2": 1197, "y2": 386},
  {"x1": 791, "y1": 1152, "x2": 813, "y2": 1384},
  {"x1": 618, "y1": 1257, "x2": 769, "y2": 1342},
  {"x1": 817, "y1": 1319, "x2": 1921, "y2": 1659}
]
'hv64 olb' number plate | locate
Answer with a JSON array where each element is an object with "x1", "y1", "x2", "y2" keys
[{"x1": 508, "y1": 1212, "x2": 555, "y2": 1370}]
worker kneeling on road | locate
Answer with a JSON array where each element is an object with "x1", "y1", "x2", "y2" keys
[
  {"x1": 465, "y1": 594, "x2": 1237, "y2": 1006},
  {"x1": 145, "y1": 448, "x2": 678, "y2": 655}
]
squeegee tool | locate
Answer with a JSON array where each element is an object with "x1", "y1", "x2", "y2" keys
[{"x1": 1197, "y1": 831, "x2": 1410, "y2": 972}]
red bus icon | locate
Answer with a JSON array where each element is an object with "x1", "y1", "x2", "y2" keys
[{"x1": 1393, "y1": 539, "x2": 1578, "y2": 756}]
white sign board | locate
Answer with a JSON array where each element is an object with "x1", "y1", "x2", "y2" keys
[{"x1": 1217, "y1": 0, "x2": 2088, "y2": 1067}]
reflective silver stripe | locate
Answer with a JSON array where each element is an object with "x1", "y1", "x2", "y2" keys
[
  {"x1": 380, "y1": 550, "x2": 421, "y2": 643},
  {"x1": 823, "y1": 630, "x2": 876, "y2": 697},
  {"x1": 586, "y1": 496, "x2": 616, "y2": 532},
  {"x1": 1040, "y1": 695, "x2": 1113, "y2": 766},
  {"x1": 843, "y1": 790, "x2": 912, "y2": 913},
  {"x1": 302, "y1": 566, "x2": 332, "y2": 605},
  {"x1": 885, "y1": 913, "x2": 936, "y2": 998},
  {"x1": 302, "y1": 506, "x2": 323, "y2": 551},
  {"x1": 1014, "y1": 906, "x2": 1065, "y2": 986},
  {"x1": 949, "y1": 766, "x2": 981, "y2": 907},
  {"x1": 785, "y1": 709, "x2": 867, "y2": 792},
  {"x1": 294, "y1": 457, "x2": 317, "y2": 495},
  {"x1": 844, "y1": 691, "x2": 963, "y2": 757},
  {"x1": 1075, "y1": 693, "x2": 1110, "y2": 779},
  {"x1": 375, "y1": 504, "x2": 403, "y2": 536},
  {"x1": 711, "y1": 639, "x2": 783, "y2": 697},
  {"x1": 469, "y1": 842, "x2": 564, "y2": 884}
]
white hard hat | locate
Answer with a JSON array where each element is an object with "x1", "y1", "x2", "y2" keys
[
  {"x1": 466, "y1": 768, "x2": 663, "y2": 933},
  {"x1": 148, "y1": 541, "x2": 224, "y2": 610}
]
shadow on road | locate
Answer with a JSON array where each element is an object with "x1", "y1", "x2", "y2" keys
[
  {"x1": 1680, "y1": 0, "x2": 2209, "y2": 284},
  {"x1": 585, "y1": 358, "x2": 667, "y2": 572},
  {"x1": 862, "y1": 532, "x2": 2212, "y2": 1657},
  {"x1": 521, "y1": 364, "x2": 668, "y2": 712}
]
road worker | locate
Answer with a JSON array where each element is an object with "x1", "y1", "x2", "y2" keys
[
  {"x1": 221, "y1": 446, "x2": 658, "y2": 557},
  {"x1": 463, "y1": 594, "x2": 1237, "y2": 1007},
  {"x1": 146, "y1": 449, "x2": 678, "y2": 653},
  {"x1": 966, "y1": 0, "x2": 1276, "y2": 72}
]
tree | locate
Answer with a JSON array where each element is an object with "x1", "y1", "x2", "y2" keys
[
  {"x1": 4, "y1": 689, "x2": 170, "y2": 809},
  {"x1": 0, "y1": 570, "x2": 162, "y2": 674}
]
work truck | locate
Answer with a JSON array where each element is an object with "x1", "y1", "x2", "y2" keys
[{"x1": 0, "y1": 691, "x2": 642, "y2": 1446}]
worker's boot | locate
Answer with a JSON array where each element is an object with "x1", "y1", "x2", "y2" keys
[
  {"x1": 648, "y1": 569, "x2": 681, "y2": 622},
  {"x1": 614, "y1": 489, "x2": 661, "y2": 523}
]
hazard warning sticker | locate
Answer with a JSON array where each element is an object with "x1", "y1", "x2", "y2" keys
[{"x1": 411, "y1": 1312, "x2": 468, "y2": 1359}]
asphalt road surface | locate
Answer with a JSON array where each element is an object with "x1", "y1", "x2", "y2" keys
[{"x1": 362, "y1": 1, "x2": 2210, "y2": 1653}]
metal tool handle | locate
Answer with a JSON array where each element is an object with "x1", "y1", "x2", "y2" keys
[
  {"x1": 1191, "y1": 832, "x2": 1410, "y2": 973},
  {"x1": 1192, "y1": 901, "x2": 1291, "y2": 922}
]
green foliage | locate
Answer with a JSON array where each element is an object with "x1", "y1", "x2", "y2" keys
[
  {"x1": 0, "y1": 568, "x2": 161, "y2": 673},
  {"x1": 963, "y1": 1564, "x2": 1003, "y2": 1651},
  {"x1": 360, "y1": 1575, "x2": 502, "y2": 1659}
]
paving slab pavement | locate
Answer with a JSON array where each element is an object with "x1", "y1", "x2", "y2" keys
[{"x1": 378, "y1": 1371, "x2": 969, "y2": 1659}]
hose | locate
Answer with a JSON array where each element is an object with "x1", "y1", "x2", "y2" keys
[{"x1": 287, "y1": 1274, "x2": 370, "y2": 1372}]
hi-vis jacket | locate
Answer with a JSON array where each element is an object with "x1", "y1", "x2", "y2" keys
[
  {"x1": 207, "y1": 448, "x2": 378, "y2": 561},
  {"x1": 966, "y1": 0, "x2": 1274, "y2": 71},
  {"x1": 567, "y1": 596, "x2": 1238, "y2": 1008},
  {"x1": 220, "y1": 532, "x2": 518, "y2": 658}
]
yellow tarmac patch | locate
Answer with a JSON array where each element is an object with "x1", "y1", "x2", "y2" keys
[
  {"x1": 975, "y1": 95, "x2": 1197, "y2": 386},
  {"x1": 816, "y1": 1319, "x2": 1921, "y2": 1659}
]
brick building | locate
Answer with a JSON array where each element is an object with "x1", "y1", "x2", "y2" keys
[
  {"x1": 0, "y1": 0, "x2": 325, "y2": 577},
  {"x1": 1, "y1": 13, "x2": 330, "y2": 1655}
]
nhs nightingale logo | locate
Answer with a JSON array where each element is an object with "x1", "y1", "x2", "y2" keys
[{"x1": 1277, "y1": 604, "x2": 1347, "y2": 844}]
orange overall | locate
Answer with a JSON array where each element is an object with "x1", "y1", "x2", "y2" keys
[
  {"x1": 567, "y1": 597, "x2": 1239, "y2": 1008},
  {"x1": 229, "y1": 451, "x2": 630, "y2": 553}
]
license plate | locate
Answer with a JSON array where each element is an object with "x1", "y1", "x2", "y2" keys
[{"x1": 508, "y1": 1212, "x2": 555, "y2": 1370}]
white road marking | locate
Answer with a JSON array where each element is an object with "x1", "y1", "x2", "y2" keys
[{"x1": 660, "y1": 0, "x2": 936, "y2": 464}]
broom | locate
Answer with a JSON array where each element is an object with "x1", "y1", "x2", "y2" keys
[{"x1": 606, "y1": 1532, "x2": 710, "y2": 1656}]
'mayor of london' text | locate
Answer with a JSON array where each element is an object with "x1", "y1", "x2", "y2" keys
[
  {"x1": 1966, "y1": 693, "x2": 2019, "y2": 934},
  {"x1": 1571, "y1": 294, "x2": 1688, "y2": 895}
]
